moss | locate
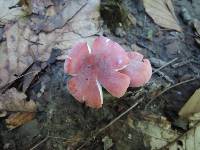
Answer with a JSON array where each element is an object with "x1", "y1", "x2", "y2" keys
[{"x1": 100, "y1": 0, "x2": 132, "y2": 32}]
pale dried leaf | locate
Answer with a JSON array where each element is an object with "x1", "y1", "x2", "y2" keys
[
  {"x1": 165, "y1": 122, "x2": 200, "y2": 150},
  {"x1": 37, "y1": 0, "x2": 101, "y2": 59},
  {"x1": 129, "y1": 113, "x2": 179, "y2": 149},
  {"x1": 179, "y1": 88, "x2": 200, "y2": 118},
  {"x1": 0, "y1": 42, "x2": 10, "y2": 87},
  {"x1": 0, "y1": 0, "x2": 24, "y2": 24},
  {"x1": 6, "y1": 112, "x2": 36, "y2": 129},
  {"x1": 0, "y1": 0, "x2": 101, "y2": 88},
  {"x1": 22, "y1": 0, "x2": 53, "y2": 15},
  {"x1": 0, "y1": 22, "x2": 40, "y2": 88},
  {"x1": 143, "y1": 0, "x2": 181, "y2": 32},
  {"x1": 0, "y1": 88, "x2": 37, "y2": 112}
]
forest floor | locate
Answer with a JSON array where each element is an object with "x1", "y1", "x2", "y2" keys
[{"x1": 0, "y1": 0, "x2": 200, "y2": 150}]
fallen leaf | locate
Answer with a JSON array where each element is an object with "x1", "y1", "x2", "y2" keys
[
  {"x1": 129, "y1": 112, "x2": 179, "y2": 149},
  {"x1": 6, "y1": 112, "x2": 35, "y2": 129},
  {"x1": 179, "y1": 88, "x2": 200, "y2": 118},
  {"x1": 0, "y1": 0, "x2": 101, "y2": 88},
  {"x1": 143, "y1": 0, "x2": 181, "y2": 32},
  {"x1": 0, "y1": 88, "x2": 37, "y2": 112},
  {"x1": 0, "y1": 0, "x2": 25, "y2": 24},
  {"x1": 36, "y1": 0, "x2": 101, "y2": 60},
  {"x1": 0, "y1": 88, "x2": 36, "y2": 129},
  {"x1": 165, "y1": 122, "x2": 200, "y2": 150},
  {"x1": 0, "y1": 22, "x2": 43, "y2": 88},
  {"x1": 29, "y1": 0, "x2": 89, "y2": 32},
  {"x1": 22, "y1": 0, "x2": 53, "y2": 15}
]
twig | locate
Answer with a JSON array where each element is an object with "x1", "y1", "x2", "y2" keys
[
  {"x1": 154, "y1": 70, "x2": 174, "y2": 84},
  {"x1": 0, "y1": 71, "x2": 40, "y2": 92},
  {"x1": 2, "y1": 71, "x2": 39, "y2": 85},
  {"x1": 172, "y1": 59, "x2": 193, "y2": 68},
  {"x1": 148, "y1": 58, "x2": 180, "y2": 85},
  {"x1": 77, "y1": 97, "x2": 144, "y2": 150},
  {"x1": 48, "y1": 136, "x2": 68, "y2": 140},
  {"x1": 145, "y1": 77, "x2": 197, "y2": 109},
  {"x1": 152, "y1": 58, "x2": 178, "y2": 74},
  {"x1": 30, "y1": 135, "x2": 49, "y2": 150}
]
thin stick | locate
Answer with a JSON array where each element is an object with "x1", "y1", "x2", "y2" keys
[
  {"x1": 48, "y1": 136, "x2": 68, "y2": 140},
  {"x1": 77, "y1": 98, "x2": 143, "y2": 150},
  {"x1": 145, "y1": 77, "x2": 197, "y2": 108},
  {"x1": 30, "y1": 136, "x2": 49, "y2": 150},
  {"x1": 152, "y1": 58, "x2": 178, "y2": 74},
  {"x1": 0, "y1": 71, "x2": 39, "y2": 91}
]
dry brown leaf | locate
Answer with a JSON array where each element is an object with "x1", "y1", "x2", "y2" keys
[
  {"x1": 179, "y1": 88, "x2": 200, "y2": 118},
  {"x1": 0, "y1": 0, "x2": 101, "y2": 88},
  {"x1": 6, "y1": 112, "x2": 35, "y2": 129},
  {"x1": 0, "y1": 88, "x2": 36, "y2": 129},
  {"x1": 143, "y1": 0, "x2": 181, "y2": 32},
  {"x1": 0, "y1": 88, "x2": 37, "y2": 112}
]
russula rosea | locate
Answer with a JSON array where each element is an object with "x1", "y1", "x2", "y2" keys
[
  {"x1": 64, "y1": 36, "x2": 152, "y2": 108},
  {"x1": 64, "y1": 36, "x2": 130, "y2": 108},
  {"x1": 120, "y1": 51, "x2": 152, "y2": 87}
]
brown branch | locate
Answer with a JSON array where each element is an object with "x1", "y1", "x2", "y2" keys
[
  {"x1": 30, "y1": 134, "x2": 49, "y2": 150},
  {"x1": 152, "y1": 57, "x2": 178, "y2": 74},
  {"x1": 145, "y1": 77, "x2": 198, "y2": 109}
]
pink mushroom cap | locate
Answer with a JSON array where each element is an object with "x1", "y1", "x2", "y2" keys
[
  {"x1": 120, "y1": 51, "x2": 152, "y2": 87},
  {"x1": 64, "y1": 36, "x2": 130, "y2": 108}
]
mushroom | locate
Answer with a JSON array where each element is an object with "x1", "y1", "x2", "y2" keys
[
  {"x1": 120, "y1": 51, "x2": 152, "y2": 87},
  {"x1": 64, "y1": 36, "x2": 130, "y2": 108}
]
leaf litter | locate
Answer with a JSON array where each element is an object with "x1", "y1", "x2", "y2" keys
[
  {"x1": 143, "y1": 0, "x2": 182, "y2": 32},
  {"x1": 0, "y1": 0, "x2": 101, "y2": 89},
  {"x1": 0, "y1": 0, "x2": 200, "y2": 149},
  {"x1": 0, "y1": 88, "x2": 37, "y2": 129}
]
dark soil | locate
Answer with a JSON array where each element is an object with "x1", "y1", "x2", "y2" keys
[{"x1": 1, "y1": 0, "x2": 200, "y2": 149}]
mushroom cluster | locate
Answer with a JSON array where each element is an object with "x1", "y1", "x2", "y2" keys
[{"x1": 64, "y1": 36, "x2": 152, "y2": 108}]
